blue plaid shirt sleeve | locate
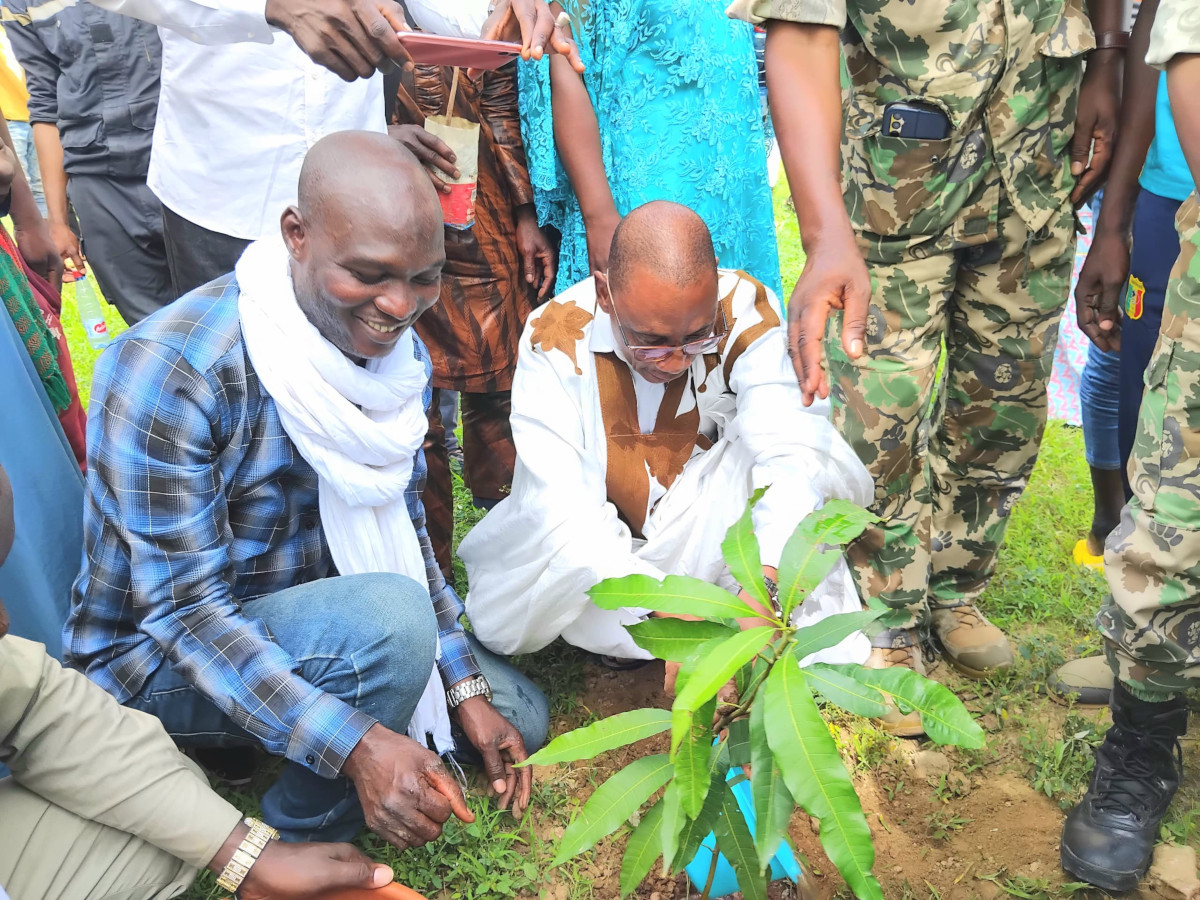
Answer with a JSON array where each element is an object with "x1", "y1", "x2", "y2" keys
[{"x1": 89, "y1": 337, "x2": 375, "y2": 778}]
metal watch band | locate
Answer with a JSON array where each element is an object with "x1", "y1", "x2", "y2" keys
[
  {"x1": 446, "y1": 674, "x2": 493, "y2": 709},
  {"x1": 216, "y1": 817, "x2": 279, "y2": 895},
  {"x1": 1093, "y1": 31, "x2": 1130, "y2": 51}
]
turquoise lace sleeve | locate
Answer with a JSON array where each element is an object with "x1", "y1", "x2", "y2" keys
[{"x1": 518, "y1": 0, "x2": 782, "y2": 299}]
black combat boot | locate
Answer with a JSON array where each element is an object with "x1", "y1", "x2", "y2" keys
[{"x1": 1060, "y1": 681, "x2": 1188, "y2": 892}]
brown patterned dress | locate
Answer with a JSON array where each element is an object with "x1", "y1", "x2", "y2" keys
[{"x1": 395, "y1": 62, "x2": 537, "y2": 579}]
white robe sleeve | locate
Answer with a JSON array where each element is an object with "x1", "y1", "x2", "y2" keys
[
  {"x1": 460, "y1": 324, "x2": 667, "y2": 656},
  {"x1": 725, "y1": 286, "x2": 874, "y2": 568}
]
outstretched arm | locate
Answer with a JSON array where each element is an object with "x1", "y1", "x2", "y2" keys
[
  {"x1": 765, "y1": 21, "x2": 871, "y2": 404},
  {"x1": 549, "y1": 52, "x2": 620, "y2": 274}
]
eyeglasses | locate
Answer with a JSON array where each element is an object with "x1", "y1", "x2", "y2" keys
[{"x1": 605, "y1": 273, "x2": 727, "y2": 362}]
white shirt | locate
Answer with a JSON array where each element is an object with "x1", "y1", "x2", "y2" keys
[
  {"x1": 460, "y1": 272, "x2": 874, "y2": 658},
  {"x1": 86, "y1": 0, "x2": 491, "y2": 240}
]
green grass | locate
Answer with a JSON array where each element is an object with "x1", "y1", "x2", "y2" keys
[{"x1": 57, "y1": 187, "x2": 1194, "y2": 900}]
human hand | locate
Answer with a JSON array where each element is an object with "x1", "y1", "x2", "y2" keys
[
  {"x1": 234, "y1": 833, "x2": 395, "y2": 899},
  {"x1": 480, "y1": 0, "x2": 584, "y2": 73},
  {"x1": 263, "y1": 0, "x2": 412, "y2": 82},
  {"x1": 663, "y1": 661, "x2": 738, "y2": 716},
  {"x1": 515, "y1": 206, "x2": 555, "y2": 300},
  {"x1": 1075, "y1": 226, "x2": 1130, "y2": 352},
  {"x1": 788, "y1": 232, "x2": 871, "y2": 405},
  {"x1": 455, "y1": 694, "x2": 532, "y2": 818},
  {"x1": 15, "y1": 215, "x2": 63, "y2": 293},
  {"x1": 1070, "y1": 50, "x2": 1121, "y2": 206},
  {"x1": 343, "y1": 723, "x2": 474, "y2": 851},
  {"x1": 389, "y1": 124, "x2": 458, "y2": 194},
  {"x1": 584, "y1": 209, "x2": 620, "y2": 276},
  {"x1": 49, "y1": 220, "x2": 85, "y2": 274}
]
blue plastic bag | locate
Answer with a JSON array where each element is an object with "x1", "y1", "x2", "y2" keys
[{"x1": 683, "y1": 764, "x2": 803, "y2": 896}]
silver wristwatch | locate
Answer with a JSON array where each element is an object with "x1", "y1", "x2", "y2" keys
[{"x1": 446, "y1": 674, "x2": 493, "y2": 709}]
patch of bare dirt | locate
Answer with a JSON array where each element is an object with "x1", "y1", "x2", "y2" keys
[{"x1": 541, "y1": 657, "x2": 1200, "y2": 900}]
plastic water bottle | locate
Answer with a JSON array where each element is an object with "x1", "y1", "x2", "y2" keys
[{"x1": 74, "y1": 274, "x2": 111, "y2": 350}]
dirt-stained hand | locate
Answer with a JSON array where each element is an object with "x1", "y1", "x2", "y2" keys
[
  {"x1": 343, "y1": 723, "x2": 474, "y2": 852},
  {"x1": 455, "y1": 694, "x2": 532, "y2": 818}
]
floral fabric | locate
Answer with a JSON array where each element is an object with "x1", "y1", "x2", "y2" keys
[{"x1": 518, "y1": 0, "x2": 781, "y2": 299}]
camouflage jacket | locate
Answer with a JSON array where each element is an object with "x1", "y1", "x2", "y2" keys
[
  {"x1": 729, "y1": 0, "x2": 1095, "y2": 245},
  {"x1": 1147, "y1": 0, "x2": 1200, "y2": 68}
]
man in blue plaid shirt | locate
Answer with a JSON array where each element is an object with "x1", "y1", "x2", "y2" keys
[{"x1": 64, "y1": 132, "x2": 548, "y2": 849}]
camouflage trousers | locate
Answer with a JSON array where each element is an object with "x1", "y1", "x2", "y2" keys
[
  {"x1": 828, "y1": 189, "x2": 1075, "y2": 629},
  {"x1": 424, "y1": 388, "x2": 516, "y2": 583},
  {"x1": 1100, "y1": 193, "x2": 1200, "y2": 699}
]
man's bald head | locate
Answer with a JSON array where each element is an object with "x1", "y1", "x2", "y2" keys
[
  {"x1": 282, "y1": 130, "x2": 447, "y2": 362},
  {"x1": 595, "y1": 202, "x2": 721, "y2": 385},
  {"x1": 296, "y1": 130, "x2": 442, "y2": 236},
  {"x1": 608, "y1": 201, "x2": 717, "y2": 294}
]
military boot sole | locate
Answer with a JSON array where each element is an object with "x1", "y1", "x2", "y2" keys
[
  {"x1": 1060, "y1": 839, "x2": 1146, "y2": 893},
  {"x1": 942, "y1": 653, "x2": 1013, "y2": 681}
]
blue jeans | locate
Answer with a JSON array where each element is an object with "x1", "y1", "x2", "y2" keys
[
  {"x1": 1080, "y1": 342, "x2": 1121, "y2": 470},
  {"x1": 1118, "y1": 188, "x2": 1179, "y2": 473},
  {"x1": 125, "y1": 573, "x2": 549, "y2": 843},
  {"x1": 7, "y1": 121, "x2": 46, "y2": 217}
]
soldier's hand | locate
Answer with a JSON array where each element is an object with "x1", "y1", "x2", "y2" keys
[
  {"x1": 1070, "y1": 50, "x2": 1121, "y2": 206},
  {"x1": 1076, "y1": 226, "x2": 1130, "y2": 353},
  {"x1": 788, "y1": 234, "x2": 872, "y2": 406}
]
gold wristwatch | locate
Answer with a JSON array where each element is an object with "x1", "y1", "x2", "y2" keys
[{"x1": 216, "y1": 817, "x2": 280, "y2": 895}]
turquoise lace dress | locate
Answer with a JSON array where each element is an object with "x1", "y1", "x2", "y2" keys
[{"x1": 518, "y1": 0, "x2": 782, "y2": 299}]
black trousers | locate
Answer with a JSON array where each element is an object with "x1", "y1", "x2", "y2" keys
[
  {"x1": 68, "y1": 174, "x2": 173, "y2": 326},
  {"x1": 160, "y1": 205, "x2": 251, "y2": 296}
]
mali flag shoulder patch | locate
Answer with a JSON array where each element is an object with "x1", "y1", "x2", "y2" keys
[{"x1": 1126, "y1": 275, "x2": 1146, "y2": 320}]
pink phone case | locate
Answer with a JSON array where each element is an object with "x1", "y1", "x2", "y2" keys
[{"x1": 397, "y1": 33, "x2": 521, "y2": 70}]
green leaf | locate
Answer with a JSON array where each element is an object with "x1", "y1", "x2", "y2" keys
[
  {"x1": 763, "y1": 663, "x2": 883, "y2": 900},
  {"x1": 714, "y1": 786, "x2": 768, "y2": 900},
  {"x1": 620, "y1": 797, "x2": 664, "y2": 897},
  {"x1": 805, "y1": 663, "x2": 891, "y2": 718},
  {"x1": 835, "y1": 664, "x2": 985, "y2": 748},
  {"x1": 778, "y1": 501, "x2": 878, "y2": 620},
  {"x1": 674, "y1": 697, "x2": 717, "y2": 818},
  {"x1": 671, "y1": 626, "x2": 776, "y2": 753},
  {"x1": 667, "y1": 779, "x2": 721, "y2": 872},
  {"x1": 790, "y1": 609, "x2": 884, "y2": 663},
  {"x1": 659, "y1": 781, "x2": 683, "y2": 872},
  {"x1": 720, "y1": 487, "x2": 770, "y2": 610},
  {"x1": 521, "y1": 708, "x2": 672, "y2": 767},
  {"x1": 727, "y1": 718, "x2": 751, "y2": 768},
  {"x1": 552, "y1": 754, "x2": 674, "y2": 866},
  {"x1": 589, "y1": 574, "x2": 758, "y2": 621},
  {"x1": 750, "y1": 695, "x2": 794, "y2": 870},
  {"x1": 626, "y1": 618, "x2": 739, "y2": 663}
]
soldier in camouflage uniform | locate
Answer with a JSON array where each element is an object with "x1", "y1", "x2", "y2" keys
[
  {"x1": 1061, "y1": 0, "x2": 1200, "y2": 889},
  {"x1": 730, "y1": 0, "x2": 1124, "y2": 735}
]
